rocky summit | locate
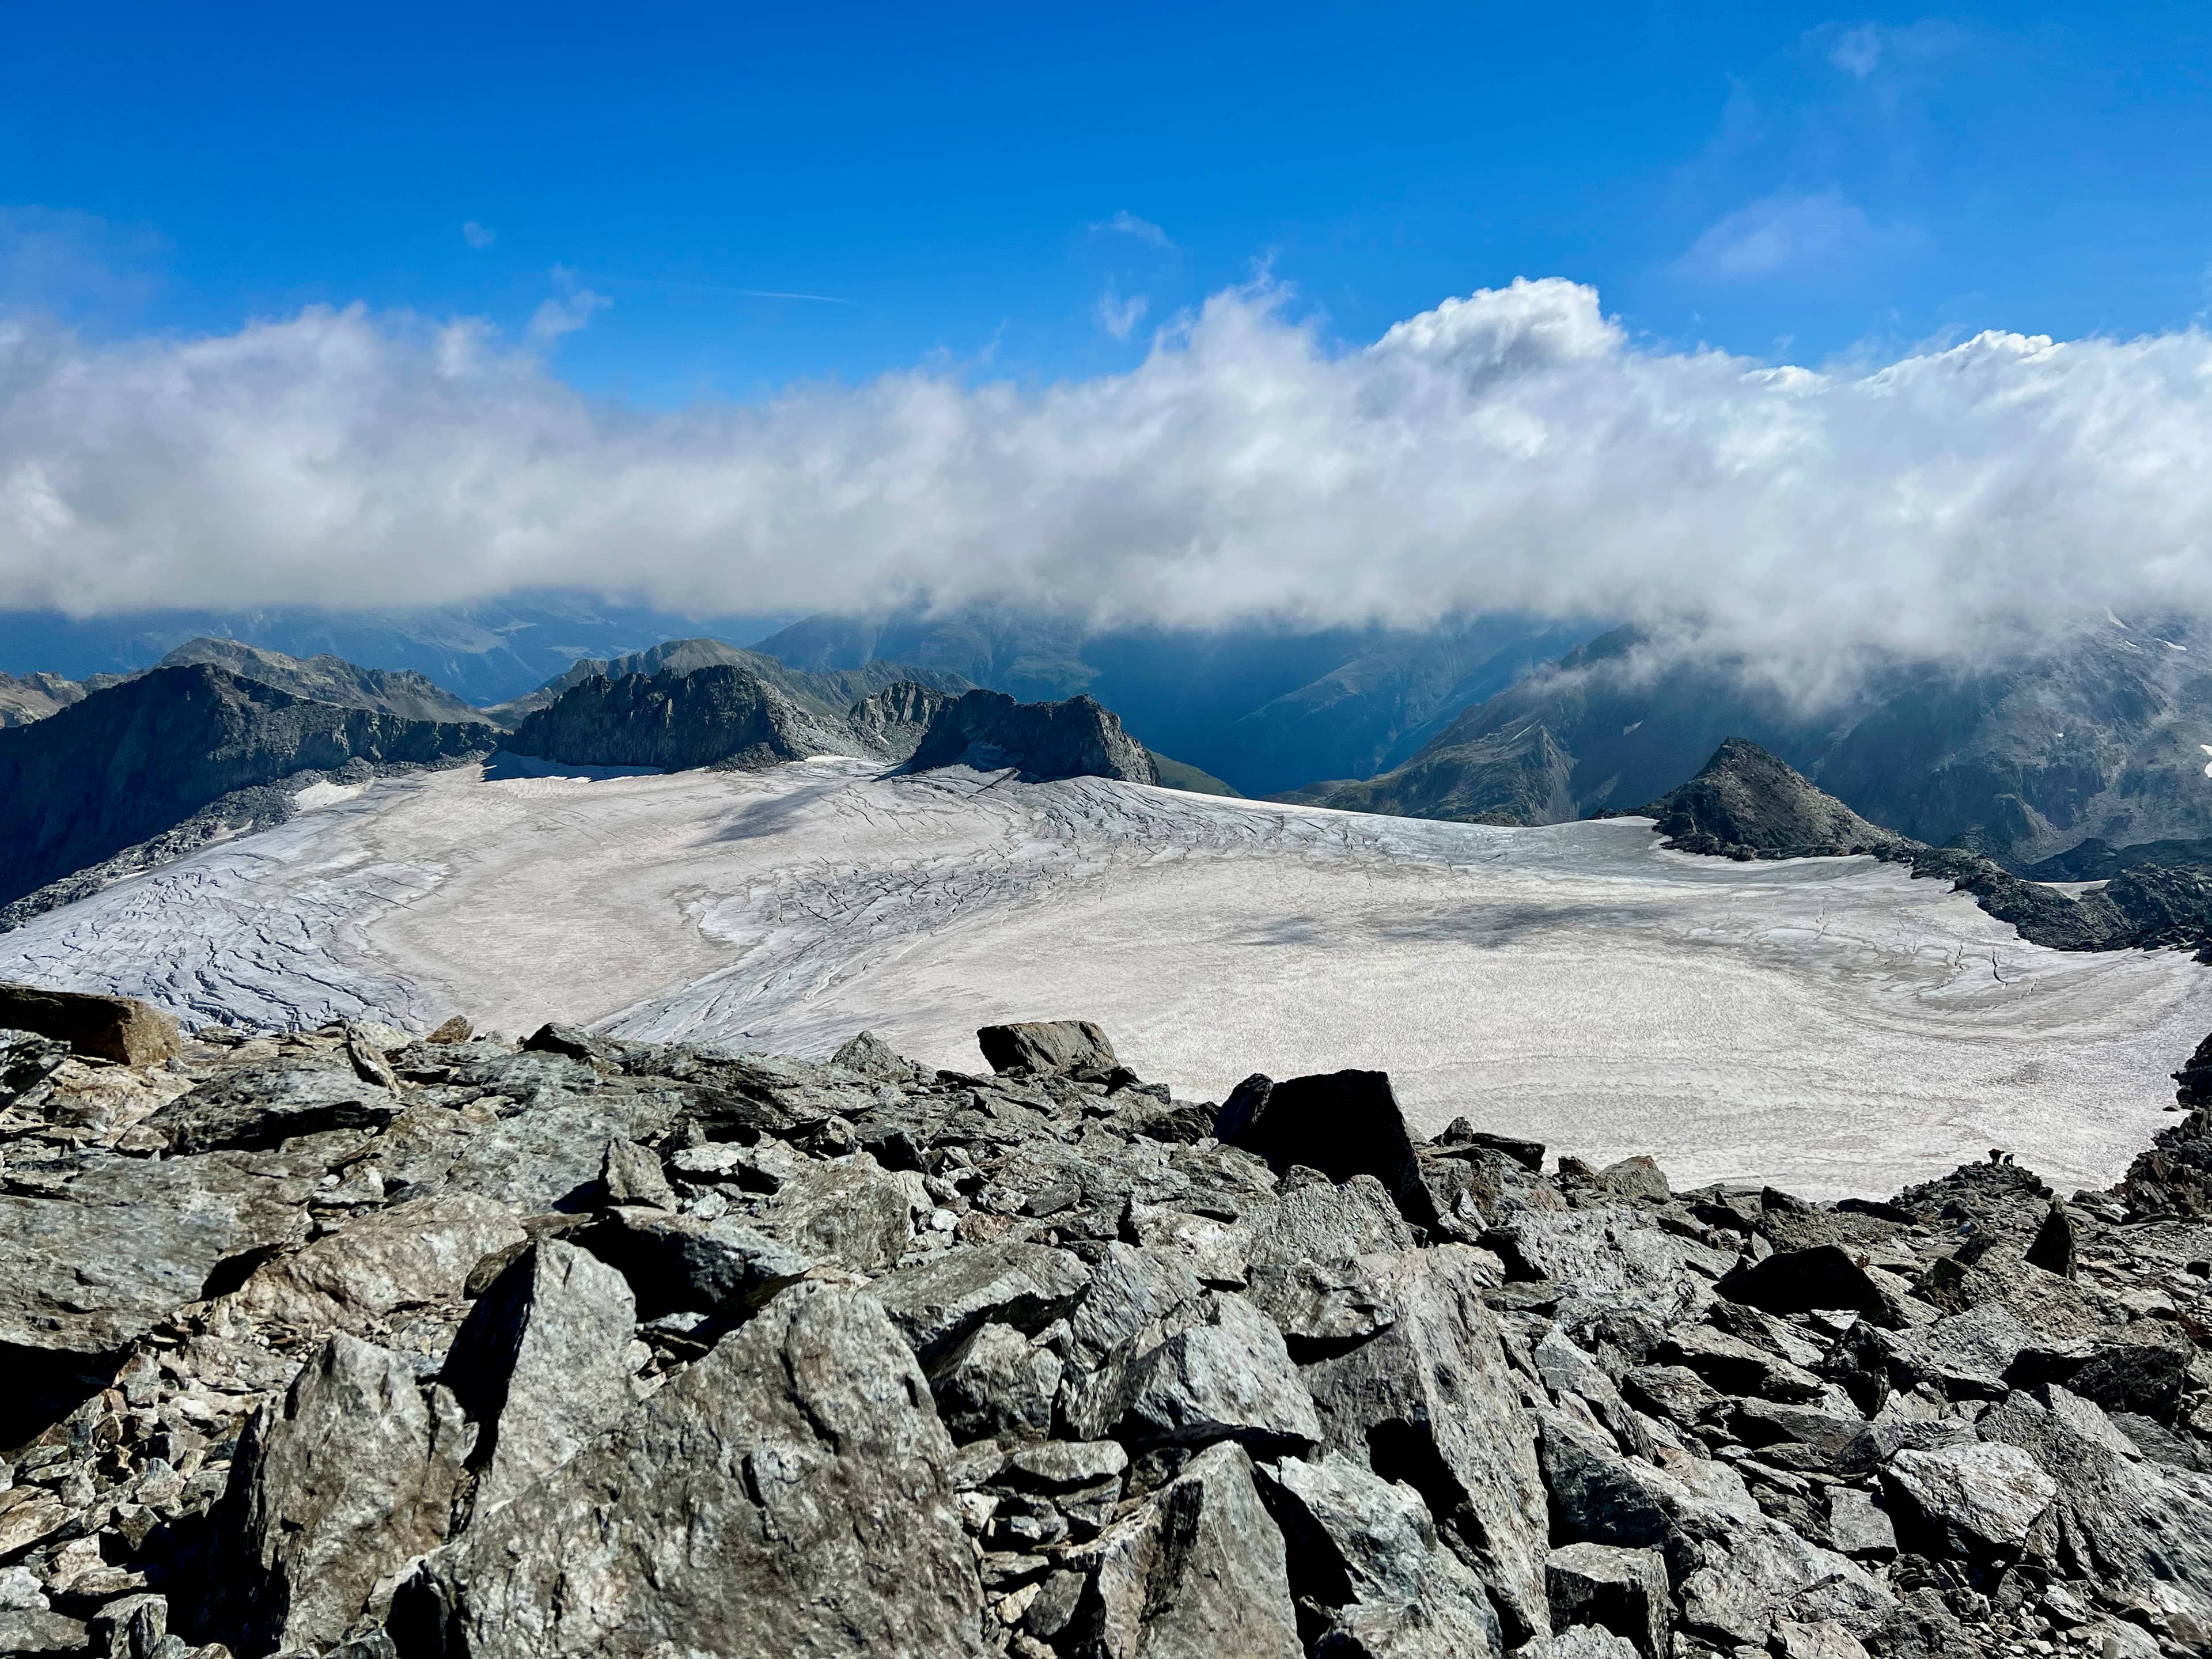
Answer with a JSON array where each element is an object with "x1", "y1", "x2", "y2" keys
[{"x1": 0, "y1": 997, "x2": 2207, "y2": 1657}]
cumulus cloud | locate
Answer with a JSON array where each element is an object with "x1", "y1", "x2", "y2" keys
[
  {"x1": 3, "y1": 274, "x2": 2212, "y2": 695},
  {"x1": 461, "y1": 221, "x2": 498, "y2": 249}
]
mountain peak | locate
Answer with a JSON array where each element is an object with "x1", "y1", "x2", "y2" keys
[{"x1": 1639, "y1": 737, "x2": 1911, "y2": 860}]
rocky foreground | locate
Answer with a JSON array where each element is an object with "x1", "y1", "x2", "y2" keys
[{"x1": 1, "y1": 994, "x2": 2211, "y2": 1657}]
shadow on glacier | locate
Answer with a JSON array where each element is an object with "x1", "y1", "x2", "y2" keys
[{"x1": 482, "y1": 751, "x2": 664, "y2": 782}]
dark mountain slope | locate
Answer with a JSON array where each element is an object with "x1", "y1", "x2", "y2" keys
[
  {"x1": 483, "y1": 637, "x2": 972, "y2": 728},
  {"x1": 1289, "y1": 618, "x2": 2212, "y2": 866},
  {"x1": 1637, "y1": 737, "x2": 1910, "y2": 859},
  {"x1": 0, "y1": 666, "x2": 494, "y2": 911},
  {"x1": 507, "y1": 665, "x2": 866, "y2": 772},
  {"x1": 905, "y1": 690, "x2": 1157, "y2": 784},
  {"x1": 1281, "y1": 721, "x2": 1574, "y2": 825},
  {"x1": 154, "y1": 638, "x2": 488, "y2": 725}
]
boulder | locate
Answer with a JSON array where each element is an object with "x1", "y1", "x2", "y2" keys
[
  {"x1": 871, "y1": 1241, "x2": 1092, "y2": 1372},
  {"x1": 1881, "y1": 1442, "x2": 2057, "y2": 1555},
  {"x1": 144, "y1": 1061, "x2": 403, "y2": 1154},
  {"x1": 1214, "y1": 1070, "x2": 1433, "y2": 1226},
  {"x1": 1824, "y1": 1488, "x2": 1897, "y2": 1560},
  {"x1": 933, "y1": 1322, "x2": 1061, "y2": 1442},
  {"x1": 1057, "y1": 1241, "x2": 1207, "y2": 1440},
  {"x1": 1243, "y1": 1169, "x2": 1411, "y2": 1343},
  {"x1": 596, "y1": 1139, "x2": 673, "y2": 1209},
  {"x1": 753, "y1": 1153, "x2": 912, "y2": 1271},
  {"x1": 392, "y1": 1282, "x2": 986, "y2": 1657},
  {"x1": 1058, "y1": 1441, "x2": 1300, "y2": 1659},
  {"x1": 1120, "y1": 1290, "x2": 1322, "y2": 1455},
  {"x1": 1262, "y1": 1449, "x2": 1504, "y2": 1658},
  {"x1": 0, "y1": 984, "x2": 179, "y2": 1065},
  {"x1": 1495, "y1": 1207, "x2": 1701, "y2": 1323},
  {"x1": 1718, "y1": 1245, "x2": 1899, "y2": 1323},
  {"x1": 976, "y1": 1019, "x2": 1118, "y2": 1076},
  {"x1": 221, "y1": 1334, "x2": 465, "y2": 1655},
  {"x1": 1544, "y1": 1541, "x2": 1671, "y2": 1659},
  {"x1": 234, "y1": 1193, "x2": 527, "y2": 1332},
  {"x1": 439, "y1": 1240, "x2": 639, "y2": 1511},
  {"x1": 1299, "y1": 1244, "x2": 1551, "y2": 1646},
  {"x1": 575, "y1": 1206, "x2": 811, "y2": 1320}
]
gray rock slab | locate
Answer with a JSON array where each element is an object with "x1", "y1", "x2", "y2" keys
[
  {"x1": 234, "y1": 1192, "x2": 526, "y2": 1332},
  {"x1": 1300, "y1": 1244, "x2": 1551, "y2": 1647},
  {"x1": 872, "y1": 1240, "x2": 1091, "y2": 1372},
  {"x1": 222, "y1": 1333, "x2": 464, "y2": 1656},
  {"x1": 440, "y1": 1239, "x2": 639, "y2": 1510},
  {"x1": 394, "y1": 1282, "x2": 986, "y2": 1658},
  {"x1": 1122, "y1": 1290, "x2": 1321, "y2": 1455}
]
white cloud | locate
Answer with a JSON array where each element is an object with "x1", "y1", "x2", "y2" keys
[
  {"x1": 1679, "y1": 189, "x2": 1909, "y2": 282},
  {"x1": 1092, "y1": 210, "x2": 1171, "y2": 249},
  {"x1": 1828, "y1": 25, "x2": 1885, "y2": 78},
  {"x1": 1097, "y1": 290, "x2": 1149, "y2": 340},
  {"x1": 461, "y1": 221, "x2": 498, "y2": 249},
  {"x1": 6, "y1": 275, "x2": 2212, "y2": 699},
  {"x1": 525, "y1": 286, "x2": 608, "y2": 342}
]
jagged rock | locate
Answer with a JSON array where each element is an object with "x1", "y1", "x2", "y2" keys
[
  {"x1": 1732, "y1": 1401, "x2": 1877, "y2": 1476},
  {"x1": 2117, "y1": 1104, "x2": 2212, "y2": 1220},
  {"x1": 392, "y1": 1282, "x2": 986, "y2": 1657},
  {"x1": 221, "y1": 1334, "x2": 466, "y2": 1655},
  {"x1": 753, "y1": 1153, "x2": 912, "y2": 1271},
  {"x1": 1120, "y1": 1290, "x2": 1321, "y2": 1455},
  {"x1": 143, "y1": 1061, "x2": 403, "y2": 1154},
  {"x1": 1299, "y1": 1244, "x2": 1550, "y2": 1646},
  {"x1": 1058, "y1": 1441, "x2": 1300, "y2": 1659},
  {"x1": 1718, "y1": 1245, "x2": 1901, "y2": 1324},
  {"x1": 597, "y1": 1139, "x2": 673, "y2": 1208},
  {"x1": 1549, "y1": 1629, "x2": 1639, "y2": 1659},
  {"x1": 1883, "y1": 1441, "x2": 2057, "y2": 1555},
  {"x1": 1824, "y1": 1487, "x2": 1897, "y2": 1560},
  {"x1": 1772, "y1": 1620, "x2": 1871, "y2": 1659},
  {"x1": 1656, "y1": 1323, "x2": 1825, "y2": 1402},
  {"x1": 1494, "y1": 1207, "x2": 1701, "y2": 1323},
  {"x1": 831, "y1": 1028, "x2": 914, "y2": 1081},
  {"x1": 1241, "y1": 1169, "x2": 1411, "y2": 1342},
  {"x1": 234, "y1": 1193, "x2": 527, "y2": 1332},
  {"x1": 439, "y1": 1240, "x2": 639, "y2": 1511},
  {"x1": 1214, "y1": 1070, "x2": 1434, "y2": 1227},
  {"x1": 1057, "y1": 1241, "x2": 1207, "y2": 1440},
  {"x1": 0, "y1": 984, "x2": 179, "y2": 1066},
  {"x1": 977, "y1": 1018, "x2": 1119, "y2": 1076},
  {"x1": 0, "y1": 1611, "x2": 89, "y2": 1654},
  {"x1": 872, "y1": 1241, "x2": 1092, "y2": 1372},
  {"x1": 427, "y1": 1016, "x2": 473, "y2": 1044},
  {"x1": 1977, "y1": 1386, "x2": 2212, "y2": 1639},
  {"x1": 1544, "y1": 1541, "x2": 1670, "y2": 1659},
  {"x1": 1876, "y1": 1302, "x2": 2033, "y2": 1397},
  {"x1": 934, "y1": 1323, "x2": 1062, "y2": 1442},
  {"x1": 1260, "y1": 1449, "x2": 1504, "y2": 1658},
  {"x1": 575, "y1": 1206, "x2": 812, "y2": 1319},
  {"x1": 0, "y1": 1152, "x2": 314, "y2": 1360},
  {"x1": 906, "y1": 688, "x2": 1157, "y2": 784}
]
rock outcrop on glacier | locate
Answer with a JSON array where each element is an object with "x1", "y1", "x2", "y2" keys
[
  {"x1": 907, "y1": 690, "x2": 1158, "y2": 785},
  {"x1": 2, "y1": 989, "x2": 2211, "y2": 1657},
  {"x1": 506, "y1": 662, "x2": 869, "y2": 771}
]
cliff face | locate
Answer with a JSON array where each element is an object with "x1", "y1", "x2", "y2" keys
[
  {"x1": 506, "y1": 664, "x2": 862, "y2": 771},
  {"x1": 904, "y1": 690, "x2": 1157, "y2": 784},
  {"x1": 0, "y1": 665, "x2": 494, "y2": 910}
]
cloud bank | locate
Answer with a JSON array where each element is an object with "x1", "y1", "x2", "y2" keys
[{"x1": 3, "y1": 276, "x2": 2212, "y2": 689}]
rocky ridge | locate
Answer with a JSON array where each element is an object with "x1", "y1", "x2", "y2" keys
[
  {"x1": 0, "y1": 991, "x2": 2209, "y2": 1657},
  {"x1": 1640, "y1": 740, "x2": 2212, "y2": 960}
]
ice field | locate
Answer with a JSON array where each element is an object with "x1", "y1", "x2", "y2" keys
[{"x1": 6, "y1": 756, "x2": 2209, "y2": 1199}]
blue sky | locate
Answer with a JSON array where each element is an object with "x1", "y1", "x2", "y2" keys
[
  {"x1": 9, "y1": 3, "x2": 2212, "y2": 402},
  {"x1": 7, "y1": 3, "x2": 2212, "y2": 680}
]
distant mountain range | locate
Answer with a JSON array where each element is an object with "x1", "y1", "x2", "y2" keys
[{"x1": 1284, "y1": 618, "x2": 2212, "y2": 868}]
